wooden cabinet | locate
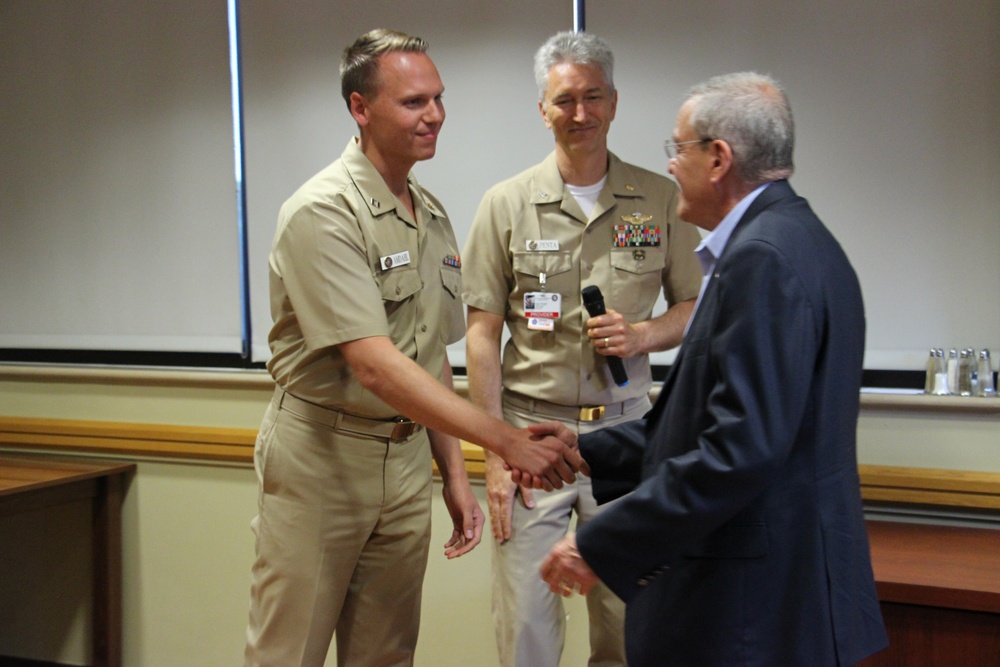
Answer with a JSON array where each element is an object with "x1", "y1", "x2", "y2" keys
[
  {"x1": 0, "y1": 455, "x2": 135, "y2": 667},
  {"x1": 859, "y1": 520, "x2": 1000, "y2": 666}
]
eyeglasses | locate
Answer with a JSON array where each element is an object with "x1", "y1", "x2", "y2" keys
[{"x1": 663, "y1": 137, "x2": 712, "y2": 159}]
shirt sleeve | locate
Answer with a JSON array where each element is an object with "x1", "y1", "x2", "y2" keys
[
  {"x1": 272, "y1": 197, "x2": 388, "y2": 351},
  {"x1": 461, "y1": 188, "x2": 516, "y2": 316}
]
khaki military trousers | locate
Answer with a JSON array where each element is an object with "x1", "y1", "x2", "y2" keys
[
  {"x1": 244, "y1": 393, "x2": 432, "y2": 667},
  {"x1": 492, "y1": 393, "x2": 649, "y2": 667}
]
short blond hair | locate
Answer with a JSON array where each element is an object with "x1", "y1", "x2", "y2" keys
[{"x1": 340, "y1": 28, "x2": 429, "y2": 107}]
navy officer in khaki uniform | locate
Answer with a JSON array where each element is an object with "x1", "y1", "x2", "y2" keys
[
  {"x1": 462, "y1": 31, "x2": 702, "y2": 667},
  {"x1": 244, "y1": 29, "x2": 587, "y2": 667}
]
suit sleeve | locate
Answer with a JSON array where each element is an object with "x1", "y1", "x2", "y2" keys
[
  {"x1": 580, "y1": 418, "x2": 648, "y2": 504},
  {"x1": 576, "y1": 236, "x2": 820, "y2": 603}
]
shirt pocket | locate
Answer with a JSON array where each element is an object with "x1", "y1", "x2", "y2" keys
[
  {"x1": 512, "y1": 251, "x2": 574, "y2": 304},
  {"x1": 609, "y1": 248, "x2": 664, "y2": 315},
  {"x1": 378, "y1": 266, "x2": 422, "y2": 340},
  {"x1": 439, "y1": 265, "x2": 462, "y2": 300},
  {"x1": 438, "y1": 265, "x2": 465, "y2": 344}
]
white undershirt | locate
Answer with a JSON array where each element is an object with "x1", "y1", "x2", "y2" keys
[{"x1": 566, "y1": 175, "x2": 607, "y2": 219}]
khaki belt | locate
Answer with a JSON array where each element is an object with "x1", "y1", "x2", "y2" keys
[
  {"x1": 502, "y1": 390, "x2": 640, "y2": 423},
  {"x1": 274, "y1": 387, "x2": 422, "y2": 443}
]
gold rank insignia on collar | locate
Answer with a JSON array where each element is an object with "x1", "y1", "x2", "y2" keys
[{"x1": 621, "y1": 211, "x2": 653, "y2": 226}]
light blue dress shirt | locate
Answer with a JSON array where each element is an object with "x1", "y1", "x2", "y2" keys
[{"x1": 684, "y1": 182, "x2": 771, "y2": 337}]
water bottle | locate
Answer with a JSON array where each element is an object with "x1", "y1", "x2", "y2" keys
[
  {"x1": 946, "y1": 349, "x2": 960, "y2": 395},
  {"x1": 930, "y1": 348, "x2": 950, "y2": 395},
  {"x1": 976, "y1": 349, "x2": 997, "y2": 397},
  {"x1": 924, "y1": 348, "x2": 937, "y2": 394},
  {"x1": 957, "y1": 349, "x2": 976, "y2": 396}
]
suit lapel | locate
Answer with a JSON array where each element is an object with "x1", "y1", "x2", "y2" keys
[
  {"x1": 646, "y1": 344, "x2": 682, "y2": 428},
  {"x1": 647, "y1": 181, "x2": 797, "y2": 429}
]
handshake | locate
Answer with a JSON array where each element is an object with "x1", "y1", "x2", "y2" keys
[
  {"x1": 492, "y1": 421, "x2": 601, "y2": 596},
  {"x1": 507, "y1": 422, "x2": 602, "y2": 599},
  {"x1": 501, "y1": 421, "x2": 591, "y2": 491}
]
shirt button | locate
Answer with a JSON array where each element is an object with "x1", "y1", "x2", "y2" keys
[
  {"x1": 420, "y1": 324, "x2": 428, "y2": 333},
  {"x1": 395, "y1": 286, "x2": 401, "y2": 295}
]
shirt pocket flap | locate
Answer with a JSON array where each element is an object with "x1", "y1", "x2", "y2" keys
[
  {"x1": 440, "y1": 265, "x2": 462, "y2": 299},
  {"x1": 610, "y1": 249, "x2": 663, "y2": 276},
  {"x1": 379, "y1": 267, "x2": 422, "y2": 303},
  {"x1": 512, "y1": 251, "x2": 573, "y2": 278}
]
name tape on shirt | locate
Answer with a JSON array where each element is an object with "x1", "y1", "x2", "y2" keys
[
  {"x1": 525, "y1": 239, "x2": 560, "y2": 252},
  {"x1": 380, "y1": 250, "x2": 411, "y2": 271}
]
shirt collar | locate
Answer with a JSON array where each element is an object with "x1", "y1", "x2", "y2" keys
[
  {"x1": 695, "y1": 182, "x2": 772, "y2": 271},
  {"x1": 341, "y1": 138, "x2": 443, "y2": 225},
  {"x1": 684, "y1": 182, "x2": 771, "y2": 338},
  {"x1": 529, "y1": 150, "x2": 646, "y2": 205}
]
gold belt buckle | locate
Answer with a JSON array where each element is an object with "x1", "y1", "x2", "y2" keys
[
  {"x1": 390, "y1": 418, "x2": 417, "y2": 442},
  {"x1": 578, "y1": 406, "x2": 605, "y2": 422}
]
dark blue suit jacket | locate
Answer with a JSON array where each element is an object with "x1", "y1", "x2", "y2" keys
[{"x1": 577, "y1": 181, "x2": 888, "y2": 666}]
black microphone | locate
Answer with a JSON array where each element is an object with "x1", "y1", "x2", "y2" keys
[{"x1": 581, "y1": 285, "x2": 629, "y2": 387}]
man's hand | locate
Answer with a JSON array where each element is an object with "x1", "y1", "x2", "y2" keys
[
  {"x1": 540, "y1": 532, "x2": 600, "y2": 596},
  {"x1": 527, "y1": 420, "x2": 579, "y2": 448},
  {"x1": 505, "y1": 421, "x2": 590, "y2": 489},
  {"x1": 586, "y1": 308, "x2": 644, "y2": 360},
  {"x1": 440, "y1": 475, "x2": 485, "y2": 559},
  {"x1": 586, "y1": 298, "x2": 696, "y2": 359},
  {"x1": 484, "y1": 451, "x2": 535, "y2": 543}
]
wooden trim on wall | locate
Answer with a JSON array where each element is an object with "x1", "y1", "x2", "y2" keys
[
  {"x1": 1, "y1": 417, "x2": 999, "y2": 510},
  {"x1": 0, "y1": 416, "x2": 491, "y2": 474},
  {"x1": 0, "y1": 416, "x2": 257, "y2": 463},
  {"x1": 858, "y1": 464, "x2": 1000, "y2": 510}
]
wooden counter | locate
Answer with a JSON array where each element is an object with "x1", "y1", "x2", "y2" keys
[
  {"x1": 0, "y1": 455, "x2": 135, "y2": 667},
  {"x1": 861, "y1": 520, "x2": 1000, "y2": 666}
]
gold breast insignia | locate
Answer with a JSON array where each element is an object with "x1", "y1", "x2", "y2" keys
[{"x1": 621, "y1": 212, "x2": 653, "y2": 226}]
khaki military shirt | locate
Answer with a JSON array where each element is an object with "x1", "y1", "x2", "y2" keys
[
  {"x1": 267, "y1": 138, "x2": 464, "y2": 416},
  {"x1": 462, "y1": 151, "x2": 701, "y2": 406}
]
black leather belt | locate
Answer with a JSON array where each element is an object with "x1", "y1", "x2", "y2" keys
[
  {"x1": 274, "y1": 387, "x2": 422, "y2": 443},
  {"x1": 502, "y1": 390, "x2": 641, "y2": 423}
]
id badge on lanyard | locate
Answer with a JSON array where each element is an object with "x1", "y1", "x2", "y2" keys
[
  {"x1": 524, "y1": 239, "x2": 561, "y2": 331},
  {"x1": 525, "y1": 288, "x2": 561, "y2": 331}
]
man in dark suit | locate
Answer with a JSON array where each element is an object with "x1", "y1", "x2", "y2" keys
[{"x1": 536, "y1": 72, "x2": 888, "y2": 666}]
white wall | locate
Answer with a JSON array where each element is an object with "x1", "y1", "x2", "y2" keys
[
  {"x1": 241, "y1": 0, "x2": 1000, "y2": 368},
  {"x1": 6, "y1": 1, "x2": 995, "y2": 370}
]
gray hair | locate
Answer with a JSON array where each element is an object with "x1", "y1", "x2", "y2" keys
[
  {"x1": 340, "y1": 28, "x2": 429, "y2": 108},
  {"x1": 686, "y1": 72, "x2": 795, "y2": 185},
  {"x1": 533, "y1": 31, "x2": 615, "y2": 101}
]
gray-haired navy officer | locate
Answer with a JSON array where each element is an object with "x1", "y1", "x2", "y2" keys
[{"x1": 462, "y1": 31, "x2": 701, "y2": 667}]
